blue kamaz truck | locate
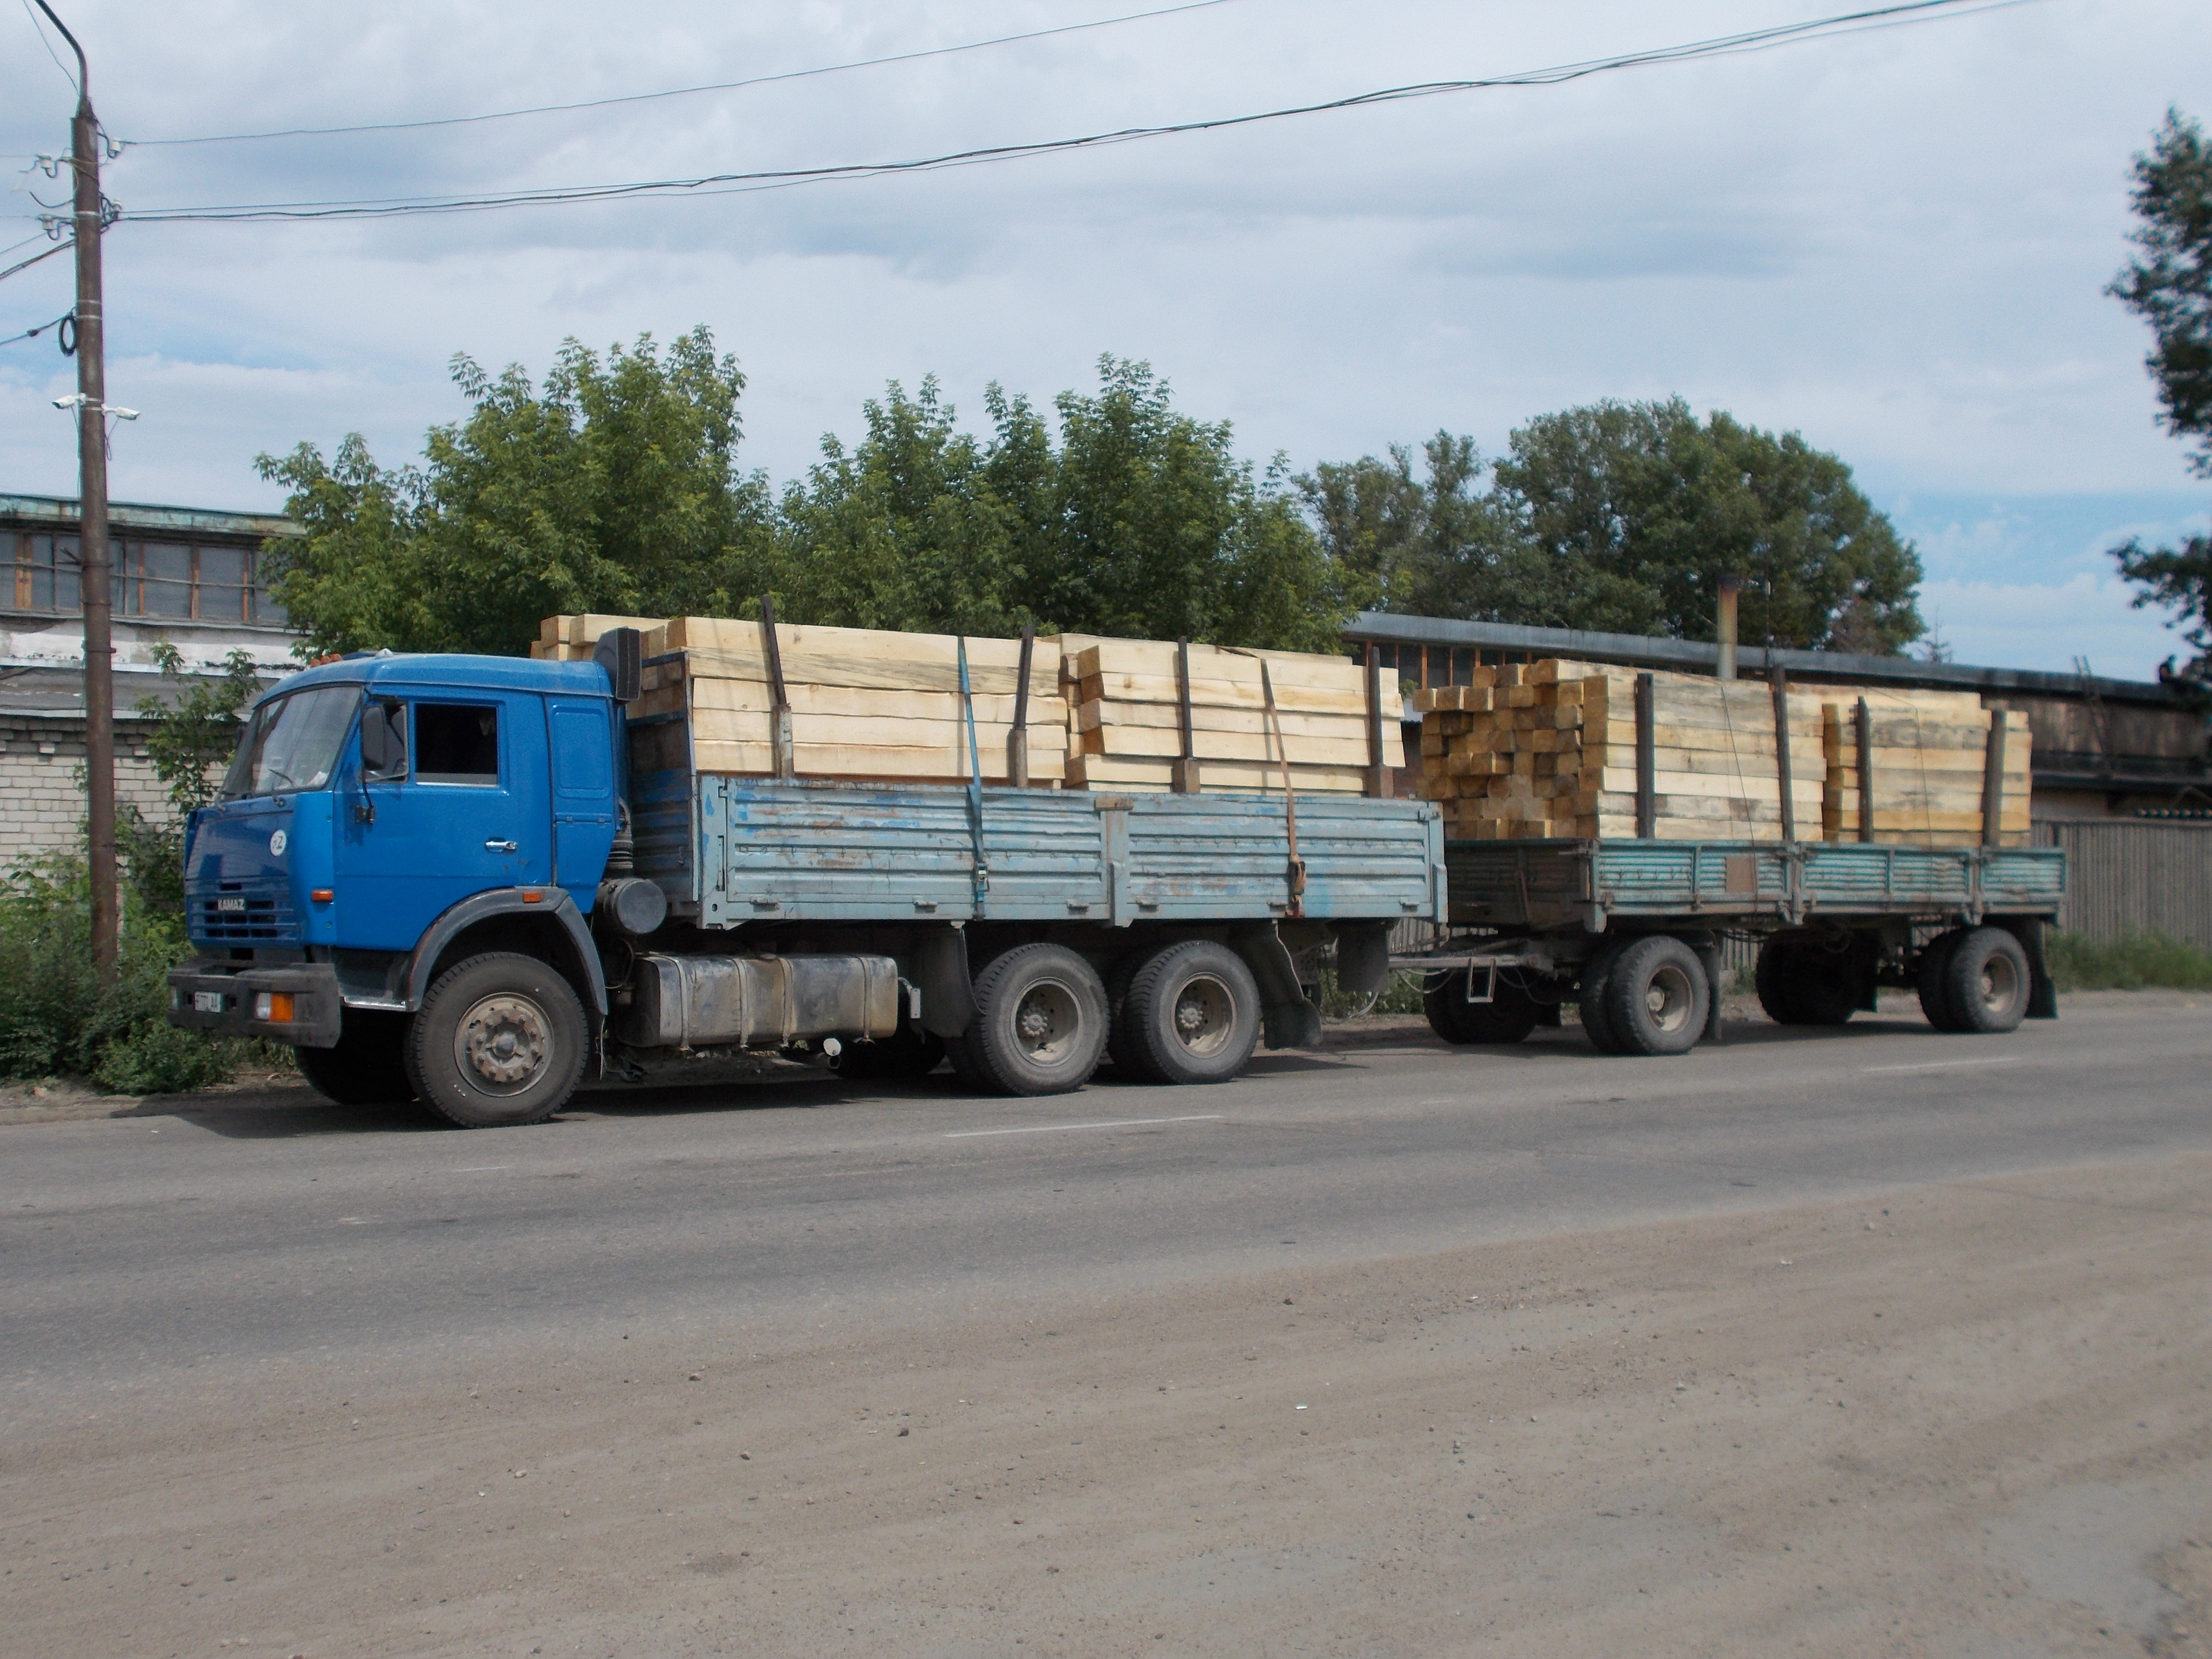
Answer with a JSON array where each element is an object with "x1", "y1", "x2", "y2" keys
[{"x1": 167, "y1": 638, "x2": 2063, "y2": 1127}]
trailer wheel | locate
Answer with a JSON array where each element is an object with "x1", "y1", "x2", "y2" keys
[
  {"x1": 833, "y1": 1022, "x2": 946, "y2": 1082},
  {"x1": 968, "y1": 944, "x2": 1111, "y2": 1096},
  {"x1": 294, "y1": 1010, "x2": 416, "y2": 1105},
  {"x1": 1940, "y1": 926, "x2": 2031, "y2": 1034},
  {"x1": 1577, "y1": 937, "x2": 1635, "y2": 1054},
  {"x1": 1755, "y1": 938, "x2": 1862, "y2": 1026},
  {"x1": 1916, "y1": 929, "x2": 1970, "y2": 1031},
  {"x1": 1600, "y1": 935, "x2": 1710, "y2": 1057},
  {"x1": 1119, "y1": 941, "x2": 1262, "y2": 1084},
  {"x1": 1422, "y1": 970, "x2": 1541, "y2": 1046},
  {"x1": 406, "y1": 952, "x2": 587, "y2": 1128}
]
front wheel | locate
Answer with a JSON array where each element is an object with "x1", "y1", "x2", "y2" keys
[
  {"x1": 1119, "y1": 940, "x2": 1262, "y2": 1085},
  {"x1": 295, "y1": 1010, "x2": 416, "y2": 1105},
  {"x1": 968, "y1": 944, "x2": 1111, "y2": 1096},
  {"x1": 406, "y1": 952, "x2": 588, "y2": 1129},
  {"x1": 1422, "y1": 970, "x2": 1541, "y2": 1046}
]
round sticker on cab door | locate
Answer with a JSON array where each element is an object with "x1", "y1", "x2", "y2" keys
[{"x1": 269, "y1": 830, "x2": 288, "y2": 856}]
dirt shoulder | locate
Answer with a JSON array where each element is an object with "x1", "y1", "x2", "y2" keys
[{"x1": 10, "y1": 1151, "x2": 2212, "y2": 1657}]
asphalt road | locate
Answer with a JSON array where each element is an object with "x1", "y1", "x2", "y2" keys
[
  {"x1": 5, "y1": 992, "x2": 2208, "y2": 1410},
  {"x1": 8, "y1": 992, "x2": 2212, "y2": 1657}
]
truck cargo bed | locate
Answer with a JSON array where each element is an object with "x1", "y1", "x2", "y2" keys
[
  {"x1": 1444, "y1": 837, "x2": 2065, "y2": 932},
  {"x1": 635, "y1": 772, "x2": 1445, "y2": 927}
]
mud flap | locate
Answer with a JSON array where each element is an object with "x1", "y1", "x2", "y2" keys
[
  {"x1": 910, "y1": 926, "x2": 979, "y2": 1039},
  {"x1": 1232, "y1": 925, "x2": 1324, "y2": 1050},
  {"x1": 2001, "y1": 916, "x2": 2059, "y2": 1020}
]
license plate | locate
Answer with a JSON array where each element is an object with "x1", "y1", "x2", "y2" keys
[
  {"x1": 216, "y1": 897, "x2": 247, "y2": 913},
  {"x1": 193, "y1": 991, "x2": 226, "y2": 1014}
]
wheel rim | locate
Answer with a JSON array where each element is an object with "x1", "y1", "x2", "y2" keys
[
  {"x1": 454, "y1": 992, "x2": 554, "y2": 1095},
  {"x1": 1169, "y1": 973, "x2": 1238, "y2": 1060},
  {"x1": 1010, "y1": 978, "x2": 1082, "y2": 1067},
  {"x1": 1978, "y1": 952, "x2": 2020, "y2": 1014},
  {"x1": 1644, "y1": 963, "x2": 1695, "y2": 1034}
]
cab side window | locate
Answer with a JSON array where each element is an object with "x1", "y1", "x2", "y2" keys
[{"x1": 416, "y1": 704, "x2": 500, "y2": 786}]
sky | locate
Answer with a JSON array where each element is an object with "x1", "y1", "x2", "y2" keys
[{"x1": 3, "y1": 0, "x2": 2208, "y2": 679}]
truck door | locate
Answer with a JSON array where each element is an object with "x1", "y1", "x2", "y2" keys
[
  {"x1": 547, "y1": 695, "x2": 618, "y2": 898},
  {"x1": 337, "y1": 692, "x2": 553, "y2": 952}
]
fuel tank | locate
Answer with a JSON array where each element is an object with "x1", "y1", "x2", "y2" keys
[{"x1": 615, "y1": 953, "x2": 902, "y2": 1050}]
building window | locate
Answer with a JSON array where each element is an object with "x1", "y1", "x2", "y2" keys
[{"x1": 5, "y1": 530, "x2": 287, "y2": 623}]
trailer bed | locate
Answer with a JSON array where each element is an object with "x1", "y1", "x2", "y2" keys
[
  {"x1": 633, "y1": 772, "x2": 1445, "y2": 928},
  {"x1": 1444, "y1": 837, "x2": 2065, "y2": 933}
]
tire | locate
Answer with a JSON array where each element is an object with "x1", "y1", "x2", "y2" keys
[
  {"x1": 294, "y1": 1010, "x2": 416, "y2": 1105},
  {"x1": 1599, "y1": 935, "x2": 1710, "y2": 1057},
  {"x1": 1941, "y1": 926, "x2": 2031, "y2": 1034},
  {"x1": 968, "y1": 944, "x2": 1111, "y2": 1096},
  {"x1": 1422, "y1": 970, "x2": 1541, "y2": 1046},
  {"x1": 833, "y1": 1021, "x2": 946, "y2": 1082},
  {"x1": 1103, "y1": 955, "x2": 1142, "y2": 1074},
  {"x1": 1119, "y1": 941, "x2": 1263, "y2": 1085},
  {"x1": 405, "y1": 952, "x2": 588, "y2": 1129},
  {"x1": 1755, "y1": 938, "x2": 1862, "y2": 1027},
  {"x1": 940, "y1": 1029, "x2": 997, "y2": 1094},
  {"x1": 1917, "y1": 929, "x2": 1969, "y2": 1032},
  {"x1": 1577, "y1": 936, "x2": 1635, "y2": 1055}
]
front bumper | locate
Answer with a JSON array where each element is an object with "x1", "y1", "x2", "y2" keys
[{"x1": 166, "y1": 960, "x2": 345, "y2": 1049}]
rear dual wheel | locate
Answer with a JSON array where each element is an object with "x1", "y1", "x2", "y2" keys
[
  {"x1": 1579, "y1": 935, "x2": 1709, "y2": 1057},
  {"x1": 1917, "y1": 926, "x2": 2029, "y2": 1034},
  {"x1": 1117, "y1": 941, "x2": 1262, "y2": 1086}
]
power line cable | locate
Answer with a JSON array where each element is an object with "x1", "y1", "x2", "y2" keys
[
  {"x1": 0, "y1": 238, "x2": 72, "y2": 283},
  {"x1": 18, "y1": 0, "x2": 79, "y2": 91},
  {"x1": 0, "y1": 308, "x2": 70, "y2": 348},
  {"x1": 125, "y1": 0, "x2": 1247, "y2": 147},
  {"x1": 118, "y1": 0, "x2": 2054, "y2": 225}
]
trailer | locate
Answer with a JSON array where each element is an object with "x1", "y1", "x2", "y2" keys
[{"x1": 1400, "y1": 836, "x2": 2065, "y2": 1052}]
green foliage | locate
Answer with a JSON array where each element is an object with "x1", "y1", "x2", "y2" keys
[
  {"x1": 260, "y1": 343, "x2": 1356, "y2": 656},
  {"x1": 1314, "y1": 965, "x2": 1427, "y2": 1018},
  {"x1": 1311, "y1": 402, "x2": 1923, "y2": 651},
  {"x1": 2044, "y1": 928, "x2": 2212, "y2": 992},
  {"x1": 2109, "y1": 109, "x2": 2212, "y2": 693},
  {"x1": 257, "y1": 330, "x2": 769, "y2": 658},
  {"x1": 0, "y1": 855, "x2": 244, "y2": 1093}
]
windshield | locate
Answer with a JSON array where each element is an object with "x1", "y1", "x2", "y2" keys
[{"x1": 221, "y1": 686, "x2": 361, "y2": 799}]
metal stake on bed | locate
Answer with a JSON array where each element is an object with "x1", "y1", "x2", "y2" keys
[
  {"x1": 1770, "y1": 665, "x2": 1796, "y2": 842},
  {"x1": 958, "y1": 637, "x2": 989, "y2": 908},
  {"x1": 1172, "y1": 637, "x2": 1202, "y2": 794},
  {"x1": 1008, "y1": 623, "x2": 1034, "y2": 788},
  {"x1": 760, "y1": 594, "x2": 795, "y2": 781}
]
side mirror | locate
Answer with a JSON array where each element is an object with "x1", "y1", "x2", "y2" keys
[
  {"x1": 593, "y1": 627, "x2": 643, "y2": 703},
  {"x1": 360, "y1": 697, "x2": 408, "y2": 783}
]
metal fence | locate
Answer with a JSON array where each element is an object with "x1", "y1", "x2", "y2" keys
[{"x1": 2036, "y1": 818, "x2": 2212, "y2": 948}]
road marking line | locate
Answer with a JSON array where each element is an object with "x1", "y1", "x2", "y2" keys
[
  {"x1": 449, "y1": 1166, "x2": 515, "y2": 1173},
  {"x1": 1860, "y1": 1057, "x2": 2022, "y2": 1074},
  {"x1": 944, "y1": 1114, "x2": 1225, "y2": 1140}
]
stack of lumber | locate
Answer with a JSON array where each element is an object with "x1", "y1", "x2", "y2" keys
[
  {"x1": 1821, "y1": 691, "x2": 2030, "y2": 847},
  {"x1": 530, "y1": 614, "x2": 663, "y2": 661},
  {"x1": 1056, "y1": 636, "x2": 1401, "y2": 794},
  {"x1": 623, "y1": 617, "x2": 1070, "y2": 784},
  {"x1": 1414, "y1": 661, "x2": 1823, "y2": 841}
]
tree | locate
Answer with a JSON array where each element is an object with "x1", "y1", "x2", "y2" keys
[
  {"x1": 1489, "y1": 399, "x2": 1923, "y2": 651},
  {"x1": 1300, "y1": 433, "x2": 1534, "y2": 621},
  {"x1": 258, "y1": 329, "x2": 769, "y2": 657},
  {"x1": 117, "y1": 643, "x2": 264, "y2": 910},
  {"x1": 2108, "y1": 108, "x2": 2212, "y2": 693}
]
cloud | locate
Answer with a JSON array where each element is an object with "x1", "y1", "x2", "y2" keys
[{"x1": 1918, "y1": 571, "x2": 2192, "y2": 679}]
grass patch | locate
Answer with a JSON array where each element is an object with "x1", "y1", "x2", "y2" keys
[{"x1": 2044, "y1": 929, "x2": 2212, "y2": 992}]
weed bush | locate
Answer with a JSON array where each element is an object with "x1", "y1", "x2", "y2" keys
[
  {"x1": 0, "y1": 855, "x2": 248, "y2": 1094},
  {"x1": 2044, "y1": 929, "x2": 2212, "y2": 992}
]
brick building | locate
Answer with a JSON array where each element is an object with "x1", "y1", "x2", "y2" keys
[{"x1": 0, "y1": 493, "x2": 300, "y2": 870}]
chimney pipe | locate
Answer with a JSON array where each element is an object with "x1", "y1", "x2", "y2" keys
[{"x1": 1715, "y1": 576, "x2": 1741, "y2": 681}]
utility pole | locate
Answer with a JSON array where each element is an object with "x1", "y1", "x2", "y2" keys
[{"x1": 36, "y1": 0, "x2": 117, "y2": 980}]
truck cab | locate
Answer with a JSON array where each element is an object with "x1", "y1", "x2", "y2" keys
[{"x1": 168, "y1": 655, "x2": 625, "y2": 1124}]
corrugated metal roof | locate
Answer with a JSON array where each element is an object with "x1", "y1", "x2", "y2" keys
[
  {"x1": 0, "y1": 493, "x2": 301, "y2": 541},
  {"x1": 1346, "y1": 611, "x2": 2191, "y2": 709}
]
